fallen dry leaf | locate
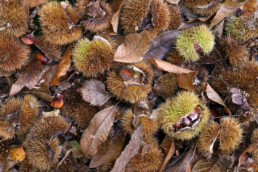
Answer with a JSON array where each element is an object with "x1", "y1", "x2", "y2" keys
[
  {"x1": 144, "y1": 31, "x2": 180, "y2": 60},
  {"x1": 111, "y1": 125, "x2": 143, "y2": 172},
  {"x1": 9, "y1": 60, "x2": 49, "y2": 96},
  {"x1": 110, "y1": 0, "x2": 124, "y2": 33},
  {"x1": 238, "y1": 142, "x2": 258, "y2": 167},
  {"x1": 165, "y1": 0, "x2": 180, "y2": 5},
  {"x1": 89, "y1": 130, "x2": 126, "y2": 168},
  {"x1": 81, "y1": 79, "x2": 112, "y2": 106},
  {"x1": 50, "y1": 46, "x2": 72, "y2": 86},
  {"x1": 22, "y1": 0, "x2": 49, "y2": 8},
  {"x1": 210, "y1": 0, "x2": 247, "y2": 28},
  {"x1": 205, "y1": 84, "x2": 231, "y2": 115},
  {"x1": 80, "y1": 105, "x2": 118, "y2": 156},
  {"x1": 10, "y1": 147, "x2": 25, "y2": 163},
  {"x1": 149, "y1": 58, "x2": 197, "y2": 90},
  {"x1": 159, "y1": 139, "x2": 175, "y2": 172},
  {"x1": 243, "y1": 0, "x2": 258, "y2": 13},
  {"x1": 114, "y1": 31, "x2": 150, "y2": 63}
]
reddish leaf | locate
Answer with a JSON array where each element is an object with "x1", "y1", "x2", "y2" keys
[
  {"x1": 50, "y1": 46, "x2": 72, "y2": 86},
  {"x1": 159, "y1": 139, "x2": 175, "y2": 172}
]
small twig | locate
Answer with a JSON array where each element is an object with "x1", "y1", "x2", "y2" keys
[{"x1": 56, "y1": 149, "x2": 72, "y2": 169}]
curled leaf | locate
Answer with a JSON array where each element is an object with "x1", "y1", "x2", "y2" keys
[
  {"x1": 10, "y1": 147, "x2": 25, "y2": 163},
  {"x1": 205, "y1": 84, "x2": 231, "y2": 115},
  {"x1": 114, "y1": 31, "x2": 150, "y2": 63},
  {"x1": 80, "y1": 105, "x2": 118, "y2": 156}
]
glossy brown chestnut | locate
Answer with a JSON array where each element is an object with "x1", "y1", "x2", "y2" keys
[
  {"x1": 21, "y1": 33, "x2": 35, "y2": 45},
  {"x1": 173, "y1": 121, "x2": 182, "y2": 129},
  {"x1": 119, "y1": 69, "x2": 133, "y2": 81},
  {"x1": 37, "y1": 53, "x2": 51, "y2": 64},
  {"x1": 51, "y1": 94, "x2": 64, "y2": 108},
  {"x1": 182, "y1": 117, "x2": 192, "y2": 127},
  {"x1": 188, "y1": 111, "x2": 199, "y2": 121}
]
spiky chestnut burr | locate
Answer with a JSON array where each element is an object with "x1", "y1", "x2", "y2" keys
[
  {"x1": 167, "y1": 5, "x2": 181, "y2": 30},
  {"x1": 176, "y1": 25, "x2": 215, "y2": 61},
  {"x1": 0, "y1": 33, "x2": 30, "y2": 73},
  {"x1": 25, "y1": 115, "x2": 70, "y2": 171},
  {"x1": 210, "y1": 62, "x2": 258, "y2": 108},
  {"x1": 120, "y1": 0, "x2": 170, "y2": 39},
  {"x1": 0, "y1": 95, "x2": 38, "y2": 139},
  {"x1": 39, "y1": 1, "x2": 82, "y2": 45},
  {"x1": 121, "y1": 101, "x2": 158, "y2": 142},
  {"x1": 222, "y1": 36, "x2": 248, "y2": 67},
  {"x1": 72, "y1": 37, "x2": 114, "y2": 76},
  {"x1": 125, "y1": 141, "x2": 164, "y2": 172},
  {"x1": 61, "y1": 89, "x2": 97, "y2": 129},
  {"x1": 107, "y1": 60, "x2": 154, "y2": 103},
  {"x1": 154, "y1": 73, "x2": 177, "y2": 98},
  {"x1": 75, "y1": 0, "x2": 113, "y2": 32},
  {"x1": 225, "y1": 12, "x2": 258, "y2": 43},
  {"x1": 0, "y1": 1, "x2": 28, "y2": 37},
  {"x1": 198, "y1": 117, "x2": 243, "y2": 156},
  {"x1": 250, "y1": 128, "x2": 258, "y2": 159},
  {"x1": 154, "y1": 91, "x2": 210, "y2": 140},
  {"x1": 182, "y1": 0, "x2": 222, "y2": 16}
]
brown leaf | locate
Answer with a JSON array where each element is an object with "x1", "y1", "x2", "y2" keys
[
  {"x1": 160, "y1": 136, "x2": 174, "y2": 156},
  {"x1": 210, "y1": 0, "x2": 247, "y2": 28},
  {"x1": 149, "y1": 59, "x2": 197, "y2": 90},
  {"x1": 89, "y1": 131, "x2": 126, "y2": 168},
  {"x1": 192, "y1": 157, "x2": 233, "y2": 172},
  {"x1": 114, "y1": 31, "x2": 150, "y2": 63},
  {"x1": 22, "y1": 0, "x2": 49, "y2": 8},
  {"x1": 165, "y1": 146, "x2": 200, "y2": 172},
  {"x1": 144, "y1": 31, "x2": 180, "y2": 60},
  {"x1": 159, "y1": 139, "x2": 175, "y2": 172},
  {"x1": 205, "y1": 84, "x2": 231, "y2": 115},
  {"x1": 110, "y1": 0, "x2": 124, "y2": 33},
  {"x1": 9, "y1": 60, "x2": 48, "y2": 96},
  {"x1": 243, "y1": 0, "x2": 258, "y2": 13},
  {"x1": 111, "y1": 125, "x2": 142, "y2": 172},
  {"x1": 80, "y1": 105, "x2": 118, "y2": 156},
  {"x1": 165, "y1": 0, "x2": 180, "y2": 5},
  {"x1": 10, "y1": 146, "x2": 25, "y2": 163},
  {"x1": 176, "y1": 72, "x2": 197, "y2": 90},
  {"x1": 81, "y1": 79, "x2": 112, "y2": 106},
  {"x1": 238, "y1": 142, "x2": 258, "y2": 167},
  {"x1": 50, "y1": 46, "x2": 72, "y2": 86}
]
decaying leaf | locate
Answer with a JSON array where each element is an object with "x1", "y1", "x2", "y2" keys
[
  {"x1": 238, "y1": 142, "x2": 258, "y2": 167},
  {"x1": 192, "y1": 156, "x2": 234, "y2": 172},
  {"x1": 159, "y1": 138, "x2": 175, "y2": 172},
  {"x1": 110, "y1": 0, "x2": 124, "y2": 33},
  {"x1": 10, "y1": 146, "x2": 25, "y2": 163},
  {"x1": 111, "y1": 126, "x2": 143, "y2": 172},
  {"x1": 9, "y1": 60, "x2": 49, "y2": 96},
  {"x1": 149, "y1": 58, "x2": 197, "y2": 90},
  {"x1": 243, "y1": 0, "x2": 258, "y2": 13},
  {"x1": 205, "y1": 84, "x2": 231, "y2": 115},
  {"x1": 114, "y1": 31, "x2": 150, "y2": 63},
  {"x1": 210, "y1": 0, "x2": 247, "y2": 28},
  {"x1": 229, "y1": 88, "x2": 251, "y2": 110},
  {"x1": 81, "y1": 79, "x2": 112, "y2": 106},
  {"x1": 144, "y1": 31, "x2": 180, "y2": 60},
  {"x1": 50, "y1": 46, "x2": 72, "y2": 86},
  {"x1": 80, "y1": 105, "x2": 118, "y2": 156},
  {"x1": 22, "y1": 0, "x2": 49, "y2": 8},
  {"x1": 89, "y1": 130, "x2": 126, "y2": 168},
  {"x1": 69, "y1": 141, "x2": 84, "y2": 158}
]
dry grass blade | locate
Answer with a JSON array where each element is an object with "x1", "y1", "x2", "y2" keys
[
  {"x1": 114, "y1": 31, "x2": 150, "y2": 63},
  {"x1": 205, "y1": 84, "x2": 231, "y2": 115},
  {"x1": 111, "y1": 125, "x2": 142, "y2": 172},
  {"x1": 80, "y1": 105, "x2": 118, "y2": 156},
  {"x1": 210, "y1": 0, "x2": 247, "y2": 28}
]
